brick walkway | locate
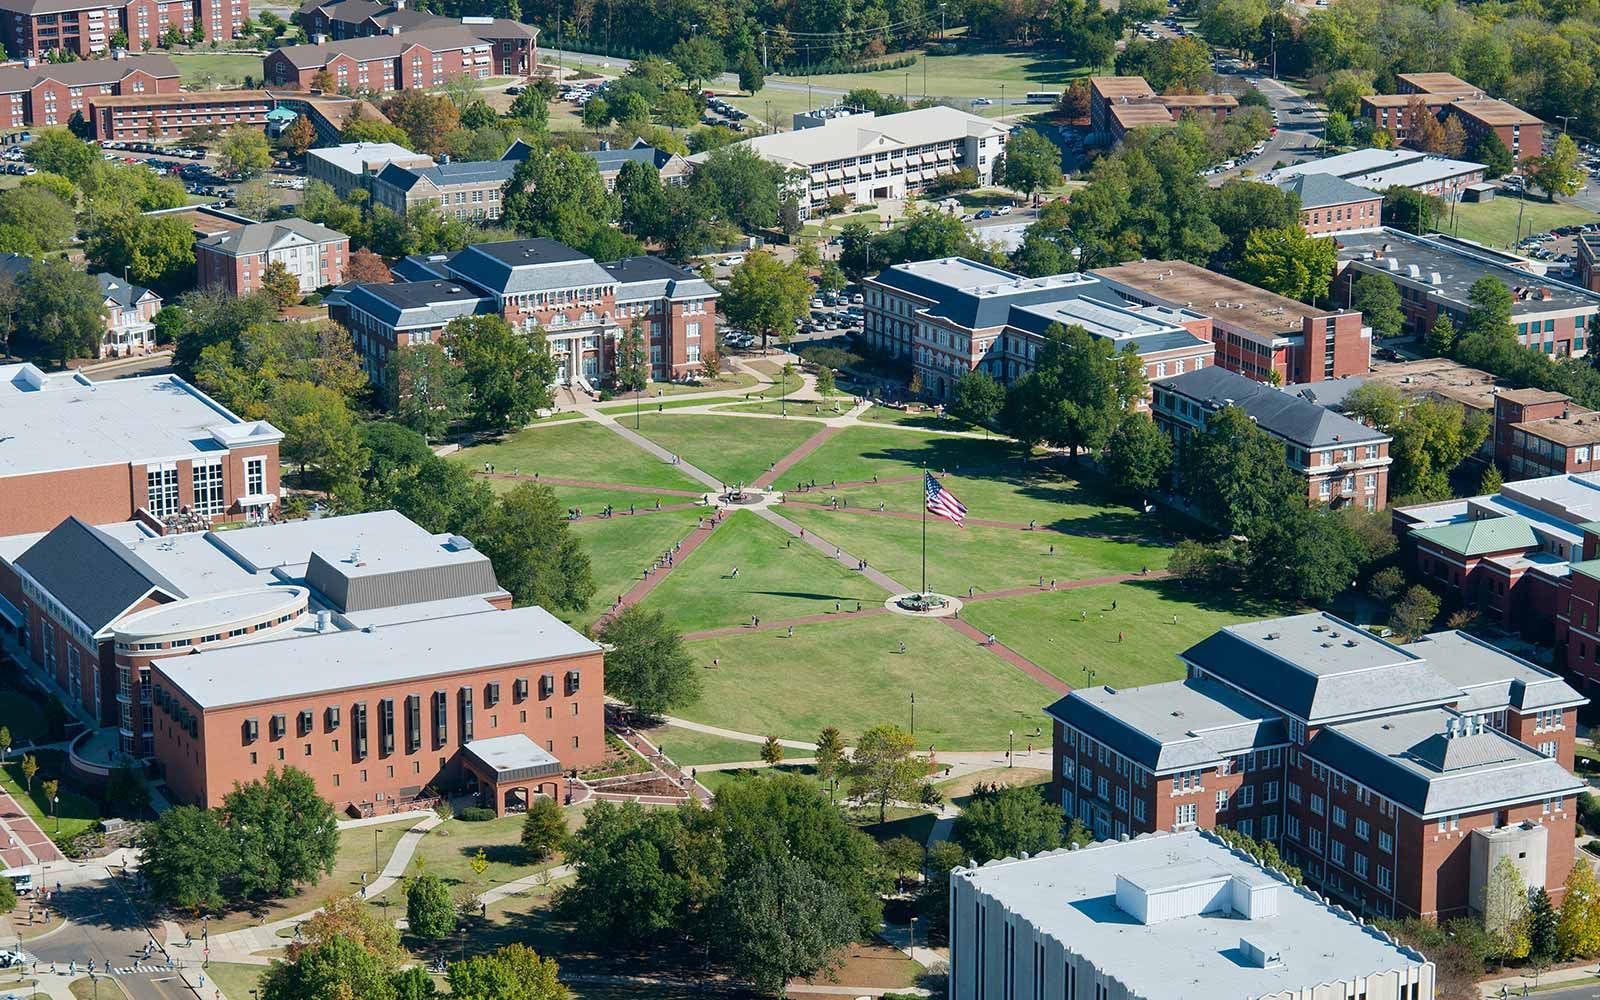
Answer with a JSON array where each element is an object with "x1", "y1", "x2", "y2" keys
[
  {"x1": 942, "y1": 617, "x2": 1070, "y2": 695},
  {"x1": 611, "y1": 724, "x2": 713, "y2": 804},
  {"x1": 0, "y1": 786, "x2": 64, "y2": 865},
  {"x1": 754, "y1": 425, "x2": 845, "y2": 489},
  {"x1": 479, "y1": 472, "x2": 704, "y2": 498},
  {"x1": 594, "y1": 513, "x2": 727, "y2": 627},
  {"x1": 682, "y1": 604, "x2": 893, "y2": 641},
  {"x1": 783, "y1": 501, "x2": 1152, "y2": 543}
]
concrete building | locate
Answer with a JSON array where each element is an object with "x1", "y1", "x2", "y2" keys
[
  {"x1": 863, "y1": 257, "x2": 1215, "y2": 403},
  {"x1": 1270, "y1": 173, "x2": 1384, "y2": 236},
  {"x1": 1335, "y1": 228, "x2": 1600, "y2": 357},
  {"x1": 0, "y1": 509, "x2": 603, "y2": 815},
  {"x1": 1151, "y1": 366, "x2": 1392, "y2": 511},
  {"x1": 949, "y1": 830, "x2": 1436, "y2": 1000},
  {"x1": 1049, "y1": 611, "x2": 1585, "y2": 920},
  {"x1": 0, "y1": 53, "x2": 178, "y2": 131},
  {"x1": 196, "y1": 217, "x2": 349, "y2": 296},
  {"x1": 0, "y1": 0, "x2": 243, "y2": 59},
  {"x1": 0, "y1": 362, "x2": 281, "y2": 535},
  {"x1": 335, "y1": 238, "x2": 717, "y2": 390},
  {"x1": 1092, "y1": 260, "x2": 1371, "y2": 385},
  {"x1": 304, "y1": 140, "x2": 433, "y2": 199},
  {"x1": 88, "y1": 88, "x2": 270, "y2": 140},
  {"x1": 698, "y1": 105, "x2": 1007, "y2": 219},
  {"x1": 263, "y1": 19, "x2": 535, "y2": 92},
  {"x1": 1264, "y1": 149, "x2": 1488, "y2": 202}
]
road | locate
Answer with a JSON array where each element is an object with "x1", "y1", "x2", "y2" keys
[
  {"x1": 25, "y1": 873, "x2": 177, "y2": 1000},
  {"x1": 1211, "y1": 74, "x2": 1324, "y2": 184}
]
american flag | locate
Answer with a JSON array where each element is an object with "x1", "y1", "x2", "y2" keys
[{"x1": 925, "y1": 472, "x2": 968, "y2": 526}]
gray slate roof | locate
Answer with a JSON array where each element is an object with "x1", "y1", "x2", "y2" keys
[
  {"x1": 0, "y1": 54, "x2": 179, "y2": 93},
  {"x1": 1405, "y1": 630, "x2": 1587, "y2": 715},
  {"x1": 1154, "y1": 366, "x2": 1390, "y2": 449},
  {"x1": 603, "y1": 256, "x2": 718, "y2": 302},
  {"x1": 1047, "y1": 678, "x2": 1287, "y2": 773},
  {"x1": 1273, "y1": 172, "x2": 1381, "y2": 211},
  {"x1": 375, "y1": 158, "x2": 516, "y2": 193},
  {"x1": 96, "y1": 273, "x2": 157, "y2": 310},
  {"x1": 342, "y1": 279, "x2": 494, "y2": 329},
  {"x1": 445, "y1": 239, "x2": 616, "y2": 296},
  {"x1": 1180, "y1": 612, "x2": 1463, "y2": 725},
  {"x1": 1309, "y1": 708, "x2": 1585, "y2": 817},
  {"x1": 15, "y1": 517, "x2": 182, "y2": 634},
  {"x1": 197, "y1": 218, "x2": 348, "y2": 256},
  {"x1": 270, "y1": 25, "x2": 493, "y2": 69}
]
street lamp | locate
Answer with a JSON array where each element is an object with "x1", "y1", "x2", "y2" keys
[
  {"x1": 1008, "y1": 729, "x2": 1015, "y2": 767},
  {"x1": 50, "y1": 795, "x2": 57, "y2": 834},
  {"x1": 1557, "y1": 114, "x2": 1576, "y2": 134},
  {"x1": 373, "y1": 827, "x2": 379, "y2": 873},
  {"x1": 909, "y1": 691, "x2": 915, "y2": 736},
  {"x1": 1084, "y1": 666, "x2": 1097, "y2": 689},
  {"x1": 999, "y1": 83, "x2": 1006, "y2": 118}
]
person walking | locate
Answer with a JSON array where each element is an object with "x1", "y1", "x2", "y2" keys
[{"x1": 788, "y1": 625, "x2": 794, "y2": 637}]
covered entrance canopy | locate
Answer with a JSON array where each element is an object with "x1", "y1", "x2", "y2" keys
[{"x1": 461, "y1": 734, "x2": 564, "y2": 815}]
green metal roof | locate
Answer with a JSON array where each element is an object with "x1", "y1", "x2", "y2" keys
[
  {"x1": 1577, "y1": 521, "x2": 1600, "y2": 536},
  {"x1": 1411, "y1": 517, "x2": 1539, "y2": 557},
  {"x1": 1568, "y1": 558, "x2": 1600, "y2": 581}
]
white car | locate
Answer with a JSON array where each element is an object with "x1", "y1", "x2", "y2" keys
[
  {"x1": 973, "y1": 98, "x2": 993, "y2": 106},
  {"x1": 722, "y1": 255, "x2": 745, "y2": 267}
]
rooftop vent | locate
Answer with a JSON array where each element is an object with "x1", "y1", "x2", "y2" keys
[
  {"x1": 1239, "y1": 937, "x2": 1284, "y2": 969},
  {"x1": 1344, "y1": 639, "x2": 1358, "y2": 647}
]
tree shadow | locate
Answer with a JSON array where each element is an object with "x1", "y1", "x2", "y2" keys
[{"x1": 1119, "y1": 576, "x2": 1293, "y2": 618}]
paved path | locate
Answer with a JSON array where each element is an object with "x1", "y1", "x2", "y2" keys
[
  {"x1": 597, "y1": 417, "x2": 724, "y2": 491},
  {"x1": 478, "y1": 864, "x2": 574, "y2": 906},
  {"x1": 754, "y1": 424, "x2": 845, "y2": 489},
  {"x1": 755, "y1": 507, "x2": 910, "y2": 594},
  {"x1": 652, "y1": 716, "x2": 816, "y2": 751},
  {"x1": 595, "y1": 515, "x2": 725, "y2": 626},
  {"x1": 481, "y1": 472, "x2": 704, "y2": 498},
  {"x1": 612, "y1": 726, "x2": 713, "y2": 804},
  {"x1": 942, "y1": 618, "x2": 1070, "y2": 695},
  {"x1": 0, "y1": 786, "x2": 64, "y2": 866}
]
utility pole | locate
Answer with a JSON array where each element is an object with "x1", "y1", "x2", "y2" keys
[
  {"x1": 1558, "y1": 114, "x2": 1575, "y2": 134},
  {"x1": 939, "y1": 2, "x2": 946, "y2": 40},
  {"x1": 761, "y1": 30, "x2": 768, "y2": 71}
]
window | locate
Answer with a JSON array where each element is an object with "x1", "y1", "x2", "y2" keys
[
  {"x1": 1264, "y1": 781, "x2": 1279, "y2": 803},
  {"x1": 1310, "y1": 793, "x2": 1325, "y2": 816},
  {"x1": 1539, "y1": 740, "x2": 1558, "y2": 757},
  {"x1": 459, "y1": 686, "x2": 474, "y2": 742},
  {"x1": 1309, "y1": 828, "x2": 1324, "y2": 853},
  {"x1": 146, "y1": 464, "x2": 179, "y2": 518},
  {"x1": 1174, "y1": 803, "x2": 1197, "y2": 827},
  {"x1": 243, "y1": 717, "x2": 259, "y2": 743},
  {"x1": 1115, "y1": 787, "x2": 1128, "y2": 811},
  {"x1": 1262, "y1": 815, "x2": 1277, "y2": 840},
  {"x1": 1378, "y1": 865, "x2": 1392, "y2": 890},
  {"x1": 298, "y1": 710, "x2": 313, "y2": 737},
  {"x1": 1238, "y1": 785, "x2": 1254, "y2": 807},
  {"x1": 1438, "y1": 814, "x2": 1459, "y2": 832},
  {"x1": 1354, "y1": 853, "x2": 1369, "y2": 879},
  {"x1": 1331, "y1": 804, "x2": 1347, "y2": 828},
  {"x1": 245, "y1": 456, "x2": 265, "y2": 496},
  {"x1": 269, "y1": 714, "x2": 285, "y2": 739},
  {"x1": 1355, "y1": 817, "x2": 1370, "y2": 841},
  {"x1": 1097, "y1": 776, "x2": 1109, "y2": 800},
  {"x1": 432, "y1": 690, "x2": 448, "y2": 747},
  {"x1": 1133, "y1": 798, "x2": 1147, "y2": 822},
  {"x1": 1286, "y1": 814, "x2": 1301, "y2": 840},
  {"x1": 1216, "y1": 790, "x2": 1229, "y2": 812},
  {"x1": 377, "y1": 698, "x2": 394, "y2": 756},
  {"x1": 326, "y1": 705, "x2": 340, "y2": 731},
  {"x1": 192, "y1": 459, "x2": 224, "y2": 517},
  {"x1": 1287, "y1": 782, "x2": 1302, "y2": 804},
  {"x1": 485, "y1": 681, "x2": 500, "y2": 707},
  {"x1": 1378, "y1": 830, "x2": 1394, "y2": 854},
  {"x1": 405, "y1": 694, "x2": 421, "y2": 753},
  {"x1": 353, "y1": 701, "x2": 368, "y2": 760},
  {"x1": 1330, "y1": 840, "x2": 1345, "y2": 866}
]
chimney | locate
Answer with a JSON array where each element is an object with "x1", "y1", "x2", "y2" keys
[
  {"x1": 111, "y1": 47, "x2": 125, "y2": 59},
  {"x1": 312, "y1": 32, "x2": 327, "y2": 44},
  {"x1": 385, "y1": 23, "x2": 400, "y2": 34}
]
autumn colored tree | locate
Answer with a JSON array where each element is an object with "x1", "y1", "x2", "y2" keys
[
  {"x1": 281, "y1": 115, "x2": 316, "y2": 157},
  {"x1": 346, "y1": 248, "x2": 392, "y2": 284},
  {"x1": 380, "y1": 90, "x2": 459, "y2": 156}
]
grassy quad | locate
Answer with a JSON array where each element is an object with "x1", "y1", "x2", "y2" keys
[
  {"x1": 480, "y1": 476, "x2": 701, "y2": 515},
  {"x1": 638, "y1": 725, "x2": 768, "y2": 766},
  {"x1": 857, "y1": 405, "x2": 975, "y2": 432},
  {"x1": 629, "y1": 413, "x2": 824, "y2": 486},
  {"x1": 783, "y1": 503, "x2": 1168, "y2": 594},
  {"x1": 676, "y1": 614, "x2": 1057, "y2": 749},
  {"x1": 169, "y1": 53, "x2": 263, "y2": 88},
  {"x1": 960, "y1": 579, "x2": 1296, "y2": 690},
  {"x1": 714, "y1": 400, "x2": 849, "y2": 417},
  {"x1": 594, "y1": 396, "x2": 741, "y2": 414},
  {"x1": 779, "y1": 426, "x2": 1021, "y2": 487},
  {"x1": 639, "y1": 510, "x2": 885, "y2": 633},
  {"x1": 449, "y1": 420, "x2": 705, "y2": 492},
  {"x1": 567, "y1": 509, "x2": 705, "y2": 631},
  {"x1": 1443, "y1": 195, "x2": 1600, "y2": 249}
]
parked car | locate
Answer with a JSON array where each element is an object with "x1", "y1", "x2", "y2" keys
[{"x1": 721, "y1": 254, "x2": 745, "y2": 267}]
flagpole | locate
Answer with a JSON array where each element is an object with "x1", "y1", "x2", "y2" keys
[{"x1": 921, "y1": 469, "x2": 928, "y2": 595}]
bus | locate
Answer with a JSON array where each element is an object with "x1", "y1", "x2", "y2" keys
[{"x1": 1025, "y1": 91, "x2": 1061, "y2": 105}]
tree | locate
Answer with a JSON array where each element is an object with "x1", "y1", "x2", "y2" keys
[
  {"x1": 407, "y1": 870, "x2": 456, "y2": 941},
  {"x1": 140, "y1": 805, "x2": 235, "y2": 911},
  {"x1": 234, "y1": 178, "x2": 278, "y2": 223},
  {"x1": 1387, "y1": 399, "x2": 1489, "y2": 499},
  {"x1": 342, "y1": 118, "x2": 412, "y2": 147},
  {"x1": 1367, "y1": 565, "x2": 1406, "y2": 604},
  {"x1": 381, "y1": 90, "x2": 460, "y2": 155},
  {"x1": 1463, "y1": 276, "x2": 1515, "y2": 341},
  {"x1": 848, "y1": 724, "x2": 923, "y2": 824},
  {"x1": 445, "y1": 314, "x2": 556, "y2": 432},
  {"x1": 1529, "y1": 886, "x2": 1559, "y2": 977},
  {"x1": 16, "y1": 258, "x2": 106, "y2": 365},
  {"x1": 260, "y1": 260, "x2": 302, "y2": 311},
  {"x1": 281, "y1": 114, "x2": 316, "y2": 157},
  {"x1": 559, "y1": 801, "x2": 701, "y2": 947},
  {"x1": 1556, "y1": 859, "x2": 1600, "y2": 960},
  {"x1": 722, "y1": 252, "x2": 812, "y2": 350},
  {"x1": 616, "y1": 160, "x2": 669, "y2": 241},
  {"x1": 712, "y1": 851, "x2": 859, "y2": 995},
  {"x1": 386, "y1": 342, "x2": 468, "y2": 442},
  {"x1": 1351, "y1": 273, "x2": 1403, "y2": 338},
  {"x1": 1382, "y1": 185, "x2": 1440, "y2": 235},
  {"x1": 448, "y1": 943, "x2": 570, "y2": 1000},
  {"x1": 1484, "y1": 856, "x2": 1532, "y2": 963},
  {"x1": 1106, "y1": 413, "x2": 1173, "y2": 495},
  {"x1": 950, "y1": 369, "x2": 1004, "y2": 427},
  {"x1": 1472, "y1": 130, "x2": 1514, "y2": 180},
  {"x1": 1180, "y1": 405, "x2": 1302, "y2": 535},
  {"x1": 1002, "y1": 128, "x2": 1063, "y2": 198},
  {"x1": 1409, "y1": 97, "x2": 1447, "y2": 154},
  {"x1": 596, "y1": 605, "x2": 699, "y2": 716},
  {"x1": 1002, "y1": 323, "x2": 1142, "y2": 461},
  {"x1": 501, "y1": 144, "x2": 617, "y2": 250},
  {"x1": 815, "y1": 367, "x2": 836, "y2": 402},
  {"x1": 1248, "y1": 503, "x2": 1364, "y2": 603},
  {"x1": 1388, "y1": 584, "x2": 1441, "y2": 640},
  {"x1": 814, "y1": 726, "x2": 846, "y2": 799},
  {"x1": 669, "y1": 36, "x2": 723, "y2": 93},
  {"x1": 737, "y1": 48, "x2": 765, "y2": 94},
  {"x1": 216, "y1": 125, "x2": 272, "y2": 179},
  {"x1": 40, "y1": 780, "x2": 56, "y2": 826},
  {"x1": 1343, "y1": 382, "x2": 1405, "y2": 432},
  {"x1": 1480, "y1": 463, "x2": 1504, "y2": 496},
  {"x1": 261, "y1": 934, "x2": 398, "y2": 1000},
  {"x1": 1426, "y1": 315, "x2": 1457, "y2": 357},
  {"x1": 690, "y1": 144, "x2": 788, "y2": 233},
  {"x1": 347, "y1": 248, "x2": 392, "y2": 284},
  {"x1": 520, "y1": 796, "x2": 568, "y2": 861},
  {"x1": 759, "y1": 735, "x2": 784, "y2": 766},
  {"x1": 1237, "y1": 225, "x2": 1337, "y2": 303},
  {"x1": 615, "y1": 320, "x2": 649, "y2": 393},
  {"x1": 1206, "y1": 178, "x2": 1300, "y2": 271},
  {"x1": 83, "y1": 210, "x2": 197, "y2": 292},
  {"x1": 581, "y1": 96, "x2": 612, "y2": 129},
  {"x1": 24, "y1": 129, "x2": 95, "y2": 182},
  {"x1": 1323, "y1": 109, "x2": 1354, "y2": 147},
  {"x1": 477, "y1": 483, "x2": 596, "y2": 612},
  {"x1": 224, "y1": 766, "x2": 340, "y2": 899},
  {"x1": 270, "y1": 380, "x2": 367, "y2": 498},
  {"x1": 0, "y1": 726, "x2": 11, "y2": 763},
  {"x1": 0, "y1": 186, "x2": 76, "y2": 256},
  {"x1": 1531, "y1": 133, "x2": 1586, "y2": 202},
  {"x1": 953, "y1": 784, "x2": 1064, "y2": 864},
  {"x1": 19, "y1": 754, "x2": 35, "y2": 794}
]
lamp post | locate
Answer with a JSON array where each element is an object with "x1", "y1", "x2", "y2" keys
[
  {"x1": 905, "y1": 71, "x2": 910, "y2": 104},
  {"x1": 51, "y1": 795, "x2": 57, "y2": 834},
  {"x1": 1084, "y1": 666, "x2": 1097, "y2": 689},
  {"x1": 1008, "y1": 729, "x2": 1015, "y2": 767},
  {"x1": 1557, "y1": 113, "x2": 1576, "y2": 134},
  {"x1": 373, "y1": 827, "x2": 379, "y2": 874},
  {"x1": 999, "y1": 83, "x2": 1005, "y2": 119},
  {"x1": 909, "y1": 691, "x2": 915, "y2": 736}
]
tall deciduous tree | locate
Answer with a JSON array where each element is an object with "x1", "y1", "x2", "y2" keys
[
  {"x1": 476, "y1": 483, "x2": 596, "y2": 613},
  {"x1": 520, "y1": 796, "x2": 568, "y2": 861},
  {"x1": 386, "y1": 342, "x2": 469, "y2": 442},
  {"x1": 347, "y1": 248, "x2": 393, "y2": 284},
  {"x1": 595, "y1": 605, "x2": 700, "y2": 716},
  {"x1": 1484, "y1": 856, "x2": 1532, "y2": 963},
  {"x1": 140, "y1": 805, "x2": 235, "y2": 911},
  {"x1": 1179, "y1": 405, "x2": 1301, "y2": 535},
  {"x1": 381, "y1": 90, "x2": 460, "y2": 156},
  {"x1": 847, "y1": 723, "x2": 923, "y2": 824},
  {"x1": 16, "y1": 258, "x2": 105, "y2": 365},
  {"x1": 814, "y1": 726, "x2": 846, "y2": 797},
  {"x1": 444, "y1": 314, "x2": 557, "y2": 431},
  {"x1": 1556, "y1": 858, "x2": 1600, "y2": 959},
  {"x1": 448, "y1": 944, "x2": 570, "y2": 1000},
  {"x1": 1105, "y1": 413, "x2": 1172, "y2": 495},
  {"x1": 721, "y1": 252, "x2": 812, "y2": 350},
  {"x1": 1386, "y1": 398, "x2": 1490, "y2": 499},
  {"x1": 84, "y1": 210, "x2": 197, "y2": 292},
  {"x1": 1237, "y1": 225, "x2": 1337, "y2": 304},
  {"x1": 952, "y1": 784, "x2": 1064, "y2": 864},
  {"x1": 406, "y1": 871, "x2": 456, "y2": 940},
  {"x1": 615, "y1": 160, "x2": 669, "y2": 241},
  {"x1": 216, "y1": 125, "x2": 273, "y2": 179},
  {"x1": 615, "y1": 319, "x2": 649, "y2": 393},
  {"x1": 1002, "y1": 128, "x2": 1064, "y2": 198},
  {"x1": 711, "y1": 852, "x2": 859, "y2": 996},
  {"x1": 223, "y1": 766, "x2": 340, "y2": 899},
  {"x1": 950, "y1": 369, "x2": 1005, "y2": 427},
  {"x1": 269, "y1": 380, "x2": 368, "y2": 501},
  {"x1": 260, "y1": 260, "x2": 302, "y2": 311},
  {"x1": 1001, "y1": 323, "x2": 1145, "y2": 460},
  {"x1": 502, "y1": 144, "x2": 618, "y2": 250},
  {"x1": 1388, "y1": 584, "x2": 1441, "y2": 640},
  {"x1": 1351, "y1": 273, "x2": 1404, "y2": 338},
  {"x1": 1531, "y1": 133, "x2": 1585, "y2": 202}
]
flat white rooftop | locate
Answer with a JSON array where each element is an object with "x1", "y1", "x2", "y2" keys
[
  {"x1": 957, "y1": 831, "x2": 1430, "y2": 999},
  {"x1": 0, "y1": 364, "x2": 282, "y2": 479}
]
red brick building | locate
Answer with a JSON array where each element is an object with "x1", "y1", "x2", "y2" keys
[
  {"x1": 0, "y1": 0, "x2": 243, "y2": 59},
  {"x1": 1270, "y1": 173, "x2": 1384, "y2": 236},
  {"x1": 0, "y1": 362, "x2": 281, "y2": 537},
  {"x1": 1050, "y1": 613, "x2": 1585, "y2": 921},
  {"x1": 335, "y1": 239, "x2": 718, "y2": 390},
  {"x1": 1094, "y1": 259, "x2": 1371, "y2": 385},
  {"x1": 0, "y1": 53, "x2": 178, "y2": 130},
  {"x1": 88, "y1": 88, "x2": 269, "y2": 140},
  {"x1": 1088, "y1": 75, "x2": 1238, "y2": 142},
  {"x1": 263, "y1": 19, "x2": 535, "y2": 93},
  {"x1": 1360, "y1": 73, "x2": 1543, "y2": 164},
  {"x1": 196, "y1": 218, "x2": 349, "y2": 297}
]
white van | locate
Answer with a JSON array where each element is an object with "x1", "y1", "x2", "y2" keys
[{"x1": 2, "y1": 868, "x2": 32, "y2": 896}]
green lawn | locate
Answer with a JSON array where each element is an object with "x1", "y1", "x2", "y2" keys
[
  {"x1": 858, "y1": 405, "x2": 975, "y2": 432},
  {"x1": 629, "y1": 413, "x2": 825, "y2": 486},
  {"x1": 713, "y1": 400, "x2": 846, "y2": 417},
  {"x1": 1441, "y1": 195, "x2": 1600, "y2": 249},
  {"x1": 0, "y1": 690, "x2": 49, "y2": 745},
  {"x1": 765, "y1": 50, "x2": 1089, "y2": 101},
  {"x1": 0, "y1": 752, "x2": 97, "y2": 844},
  {"x1": 678, "y1": 614, "x2": 1057, "y2": 748},
  {"x1": 395, "y1": 814, "x2": 560, "y2": 891},
  {"x1": 201, "y1": 963, "x2": 266, "y2": 999},
  {"x1": 450, "y1": 420, "x2": 704, "y2": 491},
  {"x1": 638, "y1": 724, "x2": 766, "y2": 766},
  {"x1": 170, "y1": 53, "x2": 263, "y2": 88},
  {"x1": 639, "y1": 510, "x2": 885, "y2": 632},
  {"x1": 783, "y1": 504, "x2": 1169, "y2": 593},
  {"x1": 961, "y1": 578, "x2": 1295, "y2": 689},
  {"x1": 568, "y1": 509, "x2": 705, "y2": 631},
  {"x1": 780, "y1": 426, "x2": 1021, "y2": 487},
  {"x1": 595, "y1": 396, "x2": 740, "y2": 414}
]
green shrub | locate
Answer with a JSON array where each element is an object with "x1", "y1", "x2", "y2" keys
[
  {"x1": 457, "y1": 806, "x2": 497, "y2": 822},
  {"x1": 0, "y1": 878, "x2": 17, "y2": 914}
]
